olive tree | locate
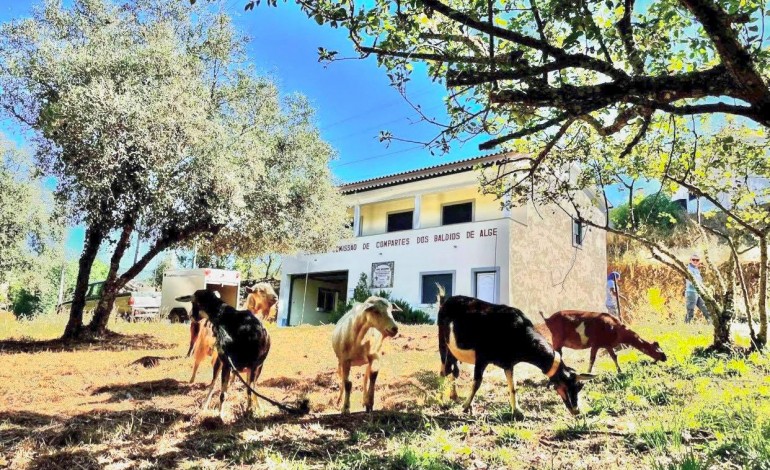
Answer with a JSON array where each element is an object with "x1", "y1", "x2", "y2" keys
[{"x1": 0, "y1": 0, "x2": 347, "y2": 339}]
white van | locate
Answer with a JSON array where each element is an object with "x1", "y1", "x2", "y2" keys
[{"x1": 161, "y1": 268, "x2": 241, "y2": 322}]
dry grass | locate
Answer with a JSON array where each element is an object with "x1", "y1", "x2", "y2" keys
[{"x1": 0, "y1": 314, "x2": 767, "y2": 469}]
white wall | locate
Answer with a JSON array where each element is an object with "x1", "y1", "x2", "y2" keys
[{"x1": 280, "y1": 218, "x2": 512, "y2": 323}]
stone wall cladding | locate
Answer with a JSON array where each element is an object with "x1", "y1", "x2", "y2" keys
[{"x1": 509, "y1": 202, "x2": 606, "y2": 321}]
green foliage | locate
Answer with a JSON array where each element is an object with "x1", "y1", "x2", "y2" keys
[
  {"x1": 328, "y1": 273, "x2": 433, "y2": 324},
  {"x1": 352, "y1": 272, "x2": 370, "y2": 302},
  {"x1": 150, "y1": 254, "x2": 177, "y2": 289},
  {"x1": 610, "y1": 194, "x2": 687, "y2": 238},
  {"x1": 0, "y1": 0, "x2": 347, "y2": 331},
  {"x1": 0, "y1": 137, "x2": 62, "y2": 286}
]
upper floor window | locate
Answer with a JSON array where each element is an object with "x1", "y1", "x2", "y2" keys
[
  {"x1": 572, "y1": 218, "x2": 585, "y2": 247},
  {"x1": 442, "y1": 202, "x2": 473, "y2": 225},
  {"x1": 387, "y1": 210, "x2": 413, "y2": 232}
]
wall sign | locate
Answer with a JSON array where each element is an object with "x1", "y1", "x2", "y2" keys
[{"x1": 371, "y1": 261, "x2": 395, "y2": 288}]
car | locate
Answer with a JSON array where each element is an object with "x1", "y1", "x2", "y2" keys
[{"x1": 56, "y1": 281, "x2": 161, "y2": 322}]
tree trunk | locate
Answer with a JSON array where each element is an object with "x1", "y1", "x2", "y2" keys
[
  {"x1": 62, "y1": 227, "x2": 104, "y2": 340},
  {"x1": 88, "y1": 220, "x2": 134, "y2": 336},
  {"x1": 758, "y1": 236, "x2": 768, "y2": 348},
  {"x1": 704, "y1": 290, "x2": 734, "y2": 352}
]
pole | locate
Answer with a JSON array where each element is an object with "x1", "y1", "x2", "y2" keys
[{"x1": 614, "y1": 275, "x2": 623, "y2": 323}]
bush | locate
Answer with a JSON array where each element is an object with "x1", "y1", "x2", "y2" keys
[{"x1": 327, "y1": 273, "x2": 433, "y2": 325}]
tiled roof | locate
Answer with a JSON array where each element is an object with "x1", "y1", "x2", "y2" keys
[{"x1": 339, "y1": 151, "x2": 521, "y2": 194}]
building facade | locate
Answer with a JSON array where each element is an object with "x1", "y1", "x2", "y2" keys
[{"x1": 277, "y1": 153, "x2": 607, "y2": 326}]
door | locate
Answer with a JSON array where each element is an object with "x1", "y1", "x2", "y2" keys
[{"x1": 475, "y1": 271, "x2": 497, "y2": 303}]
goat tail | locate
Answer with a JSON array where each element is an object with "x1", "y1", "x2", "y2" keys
[
  {"x1": 435, "y1": 283, "x2": 447, "y2": 306},
  {"x1": 539, "y1": 310, "x2": 547, "y2": 322}
]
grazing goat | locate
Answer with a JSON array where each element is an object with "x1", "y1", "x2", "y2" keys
[
  {"x1": 438, "y1": 290, "x2": 594, "y2": 417},
  {"x1": 332, "y1": 296, "x2": 400, "y2": 413},
  {"x1": 245, "y1": 283, "x2": 279, "y2": 321},
  {"x1": 188, "y1": 283, "x2": 277, "y2": 383},
  {"x1": 541, "y1": 310, "x2": 667, "y2": 373},
  {"x1": 176, "y1": 290, "x2": 271, "y2": 418}
]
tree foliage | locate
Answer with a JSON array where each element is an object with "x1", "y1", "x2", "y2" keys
[
  {"x1": 257, "y1": 0, "x2": 770, "y2": 153},
  {"x1": 610, "y1": 193, "x2": 687, "y2": 238},
  {"x1": 0, "y1": 137, "x2": 60, "y2": 285},
  {"x1": 0, "y1": 0, "x2": 347, "y2": 338},
  {"x1": 263, "y1": 0, "x2": 770, "y2": 349}
]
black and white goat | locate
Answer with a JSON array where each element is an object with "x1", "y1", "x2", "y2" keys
[
  {"x1": 437, "y1": 288, "x2": 594, "y2": 418},
  {"x1": 176, "y1": 290, "x2": 271, "y2": 418}
]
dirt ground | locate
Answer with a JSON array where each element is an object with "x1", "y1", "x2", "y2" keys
[{"x1": 0, "y1": 318, "x2": 760, "y2": 469}]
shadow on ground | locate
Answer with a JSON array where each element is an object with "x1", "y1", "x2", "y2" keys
[
  {"x1": 1, "y1": 405, "x2": 469, "y2": 469},
  {"x1": 0, "y1": 332, "x2": 173, "y2": 354},
  {"x1": 91, "y1": 378, "x2": 204, "y2": 403}
]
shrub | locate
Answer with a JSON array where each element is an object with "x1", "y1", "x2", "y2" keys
[{"x1": 327, "y1": 273, "x2": 433, "y2": 324}]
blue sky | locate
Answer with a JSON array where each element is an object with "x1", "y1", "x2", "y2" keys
[{"x1": 1, "y1": 1, "x2": 632, "y2": 267}]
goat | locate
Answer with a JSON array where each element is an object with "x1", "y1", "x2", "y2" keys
[
  {"x1": 437, "y1": 288, "x2": 594, "y2": 417},
  {"x1": 188, "y1": 283, "x2": 277, "y2": 383},
  {"x1": 541, "y1": 310, "x2": 667, "y2": 373},
  {"x1": 332, "y1": 296, "x2": 400, "y2": 413},
  {"x1": 245, "y1": 282, "x2": 279, "y2": 321},
  {"x1": 176, "y1": 290, "x2": 270, "y2": 418}
]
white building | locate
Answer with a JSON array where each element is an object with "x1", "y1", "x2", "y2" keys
[{"x1": 278, "y1": 153, "x2": 607, "y2": 325}]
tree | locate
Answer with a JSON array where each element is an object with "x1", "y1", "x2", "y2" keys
[
  {"x1": 0, "y1": 0, "x2": 347, "y2": 339},
  {"x1": 150, "y1": 254, "x2": 177, "y2": 290},
  {"x1": 0, "y1": 136, "x2": 60, "y2": 286},
  {"x1": 610, "y1": 193, "x2": 687, "y2": 238},
  {"x1": 238, "y1": 0, "x2": 770, "y2": 150},
  {"x1": 250, "y1": 0, "x2": 770, "y2": 350},
  {"x1": 0, "y1": 136, "x2": 63, "y2": 317},
  {"x1": 496, "y1": 115, "x2": 769, "y2": 351}
]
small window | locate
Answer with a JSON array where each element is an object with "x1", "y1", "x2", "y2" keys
[
  {"x1": 387, "y1": 211, "x2": 413, "y2": 232},
  {"x1": 317, "y1": 288, "x2": 337, "y2": 312},
  {"x1": 442, "y1": 202, "x2": 473, "y2": 225},
  {"x1": 421, "y1": 273, "x2": 453, "y2": 304},
  {"x1": 87, "y1": 283, "x2": 103, "y2": 299},
  {"x1": 573, "y1": 218, "x2": 585, "y2": 247}
]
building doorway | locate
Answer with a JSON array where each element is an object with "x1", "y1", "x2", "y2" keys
[
  {"x1": 473, "y1": 268, "x2": 499, "y2": 304},
  {"x1": 287, "y1": 270, "x2": 348, "y2": 326}
]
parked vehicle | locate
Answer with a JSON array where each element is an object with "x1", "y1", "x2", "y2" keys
[
  {"x1": 161, "y1": 268, "x2": 241, "y2": 323},
  {"x1": 56, "y1": 281, "x2": 161, "y2": 322}
]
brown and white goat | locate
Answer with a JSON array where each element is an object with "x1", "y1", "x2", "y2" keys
[
  {"x1": 245, "y1": 283, "x2": 279, "y2": 321},
  {"x1": 541, "y1": 310, "x2": 667, "y2": 373},
  {"x1": 332, "y1": 296, "x2": 400, "y2": 413}
]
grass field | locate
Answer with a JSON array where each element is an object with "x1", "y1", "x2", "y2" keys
[{"x1": 0, "y1": 314, "x2": 768, "y2": 469}]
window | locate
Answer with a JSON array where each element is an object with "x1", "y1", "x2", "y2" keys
[
  {"x1": 317, "y1": 288, "x2": 337, "y2": 312},
  {"x1": 387, "y1": 210, "x2": 413, "y2": 232},
  {"x1": 421, "y1": 273, "x2": 453, "y2": 304},
  {"x1": 572, "y1": 218, "x2": 585, "y2": 247},
  {"x1": 442, "y1": 202, "x2": 473, "y2": 225},
  {"x1": 86, "y1": 283, "x2": 104, "y2": 299}
]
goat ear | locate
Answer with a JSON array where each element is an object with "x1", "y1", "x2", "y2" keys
[
  {"x1": 176, "y1": 295, "x2": 193, "y2": 303},
  {"x1": 576, "y1": 373, "x2": 597, "y2": 382},
  {"x1": 653, "y1": 341, "x2": 660, "y2": 347}
]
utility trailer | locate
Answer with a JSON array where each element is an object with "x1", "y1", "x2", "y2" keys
[{"x1": 161, "y1": 268, "x2": 241, "y2": 322}]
